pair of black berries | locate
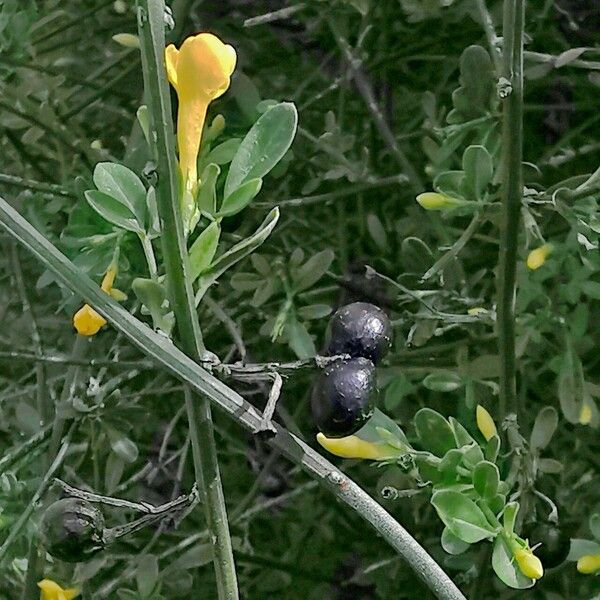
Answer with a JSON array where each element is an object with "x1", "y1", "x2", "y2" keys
[{"x1": 311, "y1": 302, "x2": 392, "y2": 438}]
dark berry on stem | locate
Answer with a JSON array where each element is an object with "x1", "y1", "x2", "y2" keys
[
  {"x1": 40, "y1": 497, "x2": 105, "y2": 563},
  {"x1": 327, "y1": 302, "x2": 392, "y2": 364},
  {"x1": 311, "y1": 357, "x2": 378, "y2": 438},
  {"x1": 527, "y1": 522, "x2": 570, "y2": 569}
]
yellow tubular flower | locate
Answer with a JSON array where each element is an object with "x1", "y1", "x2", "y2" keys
[
  {"x1": 316, "y1": 432, "x2": 397, "y2": 460},
  {"x1": 416, "y1": 192, "x2": 462, "y2": 211},
  {"x1": 38, "y1": 579, "x2": 80, "y2": 600},
  {"x1": 526, "y1": 244, "x2": 552, "y2": 270},
  {"x1": 577, "y1": 554, "x2": 600, "y2": 575},
  {"x1": 514, "y1": 547, "x2": 544, "y2": 580},
  {"x1": 476, "y1": 405, "x2": 497, "y2": 441},
  {"x1": 73, "y1": 264, "x2": 117, "y2": 337},
  {"x1": 165, "y1": 34, "x2": 236, "y2": 192}
]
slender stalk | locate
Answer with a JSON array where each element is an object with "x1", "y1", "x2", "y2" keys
[
  {"x1": 136, "y1": 2, "x2": 238, "y2": 598},
  {"x1": 0, "y1": 195, "x2": 467, "y2": 600},
  {"x1": 139, "y1": 233, "x2": 158, "y2": 279},
  {"x1": 497, "y1": 0, "x2": 524, "y2": 421},
  {"x1": 0, "y1": 426, "x2": 74, "y2": 563}
]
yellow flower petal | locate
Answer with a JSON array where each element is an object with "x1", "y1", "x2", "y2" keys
[
  {"x1": 416, "y1": 192, "x2": 461, "y2": 211},
  {"x1": 476, "y1": 405, "x2": 497, "y2": 442},
  {"x1": 577, "y1": 554, "x2": 600, "y2": 575},
  {"x1": 514, "y1": 547, "x2": 544, "y2": 580},
  {"x1": 526, "y1": 244, "x2": 552, "y2": 270},
  {"x1": 316, "y1": 432, "x2": 396, "y2": 460},
  {"x1": 165, "y1": 44, "x2": 179, "y2": 89},
  {"x1": 37, "y1": 580, "x2": 80, "y2": 600},
  {"x1": 579, "y1": 402, "x2": 592, "y2": 425},
  {"x1": 73, "y1": 304, "x2": 106, "y2": 336}
]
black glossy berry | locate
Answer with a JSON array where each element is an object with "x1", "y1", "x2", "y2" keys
[
  {"x1": 326, "y1": 302, "x2": 392, "y2": 364},
  {"x1": 40, "y1": 498, "x2": 105, "y2": 563},
  {"x1": 311, "y1": 357, "x2": 378, "y2": 438},
  {"x1": 527, "y1": 522, "x2": 570, "y2": 569}
]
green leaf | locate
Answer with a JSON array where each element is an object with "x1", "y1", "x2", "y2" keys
[
  {"x1": 136, "y1": 554, "x2": 159, "y2": 598},
  {"x1": 431, "y1": 490, "x2": 496, "y2": 543},
  {"x1": 93, "y1": 162, "x2": 147, "y2": 229},
  {"x1": 197, "y1": 163, "x2": 220, "y2": 215},
  {"x1": 218, "y1": 178, "x2": 262, "y2": 218},
  {"x1": 433, "y1": 171, "x2": 466, "y2": 198},
  {"x1": 590, "y1": 513, "x2": 600, "y2": 542},
  {"x1": 422, "y1": 372, "x2": 463, "y2": 392},
  {"x1": 530, "y1": 406, "x2": 558, "y2": 451},
  {"x1": 568, "y1": 538, "x2": 600, "y2": 561},
  {"x1": 485, "y1": 435, "x2": 501, "y2": 462},
  {"x1": 367, "y1": 213, "x2": 388, "y2": 250},
  {"x1": 462, "y1": 145, "x2": 493, "y2": 201},
  {"x1": 291, "y1": 249, "x2": 334, "y2": 292},
  {"x1": 297, "y1": 304, "x2": 332, "y2": 320},
  {"x1": 107, "y1": 428, "x2": 138, "y2": 463},
  {"x1": 441, "y1": 527, "x2": 471, "y2": 555},
  {"x1": 132, "y1": 277, "x2": 173, "y2": 334},
  {"x1": 414, "y1": 408, "x2": 456, "y2": 456},
  {"x1": 473, "y1": 461, "x2": 500, "y2": 499},
  {"x1": 558, "y1": 342, "x2": 585, "y2": 424},
  {"x1": 85, "y1": 190, "x2": 143, "y2": 233},
  {"x1": 189, "y1": 221, "x2": 221, "y2": 281},
  {"x1": 286, "y1": 317, "x2": 315, "y2": 359},
  {"x1": 224, "y1": 102, "x2": 298, "y2": 197},
  {"x1": 492, "y1": 535, "x2": 535, "y2": 589},
  {"x1": 447, "y1": 45, "x2": 494, "y2": 124},
  {"x1": 195, "y1": 208, "x2": 279, "y2": 302},
  {"x1": 205, "y1": 138, "x2": 242, "y2": 165},
  {"x1": 357, "y1": 408, "x2": 409, "y2": 446}
]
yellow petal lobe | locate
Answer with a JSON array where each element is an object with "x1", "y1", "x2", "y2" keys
[
  {"x1": 514, "y1": 547, "x2": 544, "y2": 580},
  {"x1": 526, "y1": 244, "x2": 552, "y2": 270},
  {"x1": 579, "y1": 402, "x2": 592, "y2": 425},
  {"x1": 416, "y1": 192, "x2": 461, "y2": 211},
  {"x1": 577, "y1": 554, "x2": 600, "y2": 574},
  {"x1": 316, "y1": 432, "x2": 395, "y2": 460},
  {"x1": 73, "y1": 304, "x2": 106, "y2": 336},
  {"x1": 476, "y1": 405, "x2": 497, "y2": 442}
]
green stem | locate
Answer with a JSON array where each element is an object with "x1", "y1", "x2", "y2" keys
[
  {"x1": 139, "y1": 233, "x2": 159, "y2": 279},
  {"x1": 48, "y1": 335, "x2": 89, "y2": 461},
  {"x1": 137, "y1": 2, "x2": 239, "y2": 598},
  {"x1": 497, "y1": 0, "x2": 524, "y2": 421}
]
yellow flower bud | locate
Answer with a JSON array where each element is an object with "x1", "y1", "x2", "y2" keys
[
  {"x1": 38, "y1": 579, "x2": 80, "y2": 600},
  {"x1": 476, "y1": 405, "x2": 497, "y2": 441},
  {"x1": 416, "y1": 192, "x2": 462, "y2": 211},
  {"x1": 526, "y1": 244, "x2": 552, "y2": 270},
  {"x1": 73, "y1": 305, "x2": 106, "y2": 337},
  {"x1": 112, "y1": 33, "x2": 140, "y2": 49},
  {"x1": 165, "y1": 34, "x2": 236, "y2": 192},
  {"x1": 514, "y1": 547, "x2": 544, "y2": 580},
  {"x1": 316, "y1": 432, "x2": 397, "y2": 460},
  {"x1": 467, "y1": 307, "x2": 488, "y2": 316},
  {"x1": 579, "y1": 402, "x2": 592, "y2": 425},
  {"x1": 577, "y1": 554, "x2": 600, "y2": 575}
]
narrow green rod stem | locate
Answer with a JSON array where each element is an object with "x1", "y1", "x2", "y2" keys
[
  {"x1": 497, "y1": 0, "x2": 525, "y2": 420},
  {"x1": 137, "y1": 2, "x2": 238, "y2": 598}
]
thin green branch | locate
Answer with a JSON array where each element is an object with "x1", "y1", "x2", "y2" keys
[
  {"x1": 497, "y1": 0, "x2": 525, "y2": 420},
  {"x1": 137, "y1": 2, "x2": 238, "y2": 598},
  {"x1": 0, "y1": 195, "x2": 467, "y2": 600}
]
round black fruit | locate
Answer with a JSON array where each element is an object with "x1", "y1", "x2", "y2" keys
[
  {"x1": 528, "y1": 522, "x2": 570, "y2": 569},
  {"x1": 326, "y1": 302, "x2": 392, "y2": 364},
  {"x1": 311, "y1": 357, "x2": 377, "y2": 438},
  {"x1": 40, "y1": 497, "x2": 105, "y2": 563}
]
